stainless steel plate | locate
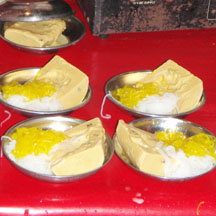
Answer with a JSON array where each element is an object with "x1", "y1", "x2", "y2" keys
[
  {"x1": 105, "y1": 70, "x2": 206, "y2": 118},
  {"x1": 0, "y1": 16, "x2": 86, "y2": 54},
  {"x1": 113, "y1": 117, "x2": 216, "y2": 181},
  {"x1": 0, "y1": 0, "x2": 74, "y2": 22},
  {"x1": 0, "y1": 68, "x2": 92, "y2": 117},
  {"x1": 2, "y1": 116, "x2": 114, "y2": 183}
]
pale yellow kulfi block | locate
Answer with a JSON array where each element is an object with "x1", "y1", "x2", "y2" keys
[{"x1": 4, "y1": 19, "x2": 66, "y2": 47}]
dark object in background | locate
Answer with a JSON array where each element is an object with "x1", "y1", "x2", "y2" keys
[{"x1": 77, "y1": 0, "x2": 216, "y2": 37}]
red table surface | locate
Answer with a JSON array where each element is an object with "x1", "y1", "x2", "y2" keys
[{"x1": 1, "y1": 1, "x2": 216, "y2": 216}]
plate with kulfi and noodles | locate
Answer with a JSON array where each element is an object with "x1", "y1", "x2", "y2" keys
[
  {"x1": 105, "y1": 60, "x2": 206, "y2": 118},
  {"x1": 113, "y1": 118, "x2": 216, "y2": 181},
  {"x1": 1, "y1": 116, "x2": 114, "y2": 182},
  {"x1": 0, "y1": 55, "x2": 92, "y2": 116}
]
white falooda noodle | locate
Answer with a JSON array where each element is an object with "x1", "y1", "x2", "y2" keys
[
  {"x1": 134, "y1": 92, "x2": 179, "y2": 114},
  {"x1": 156, "y1": 143, "x2": 216, "y2": 178},
  {"x1": 4, "y1": 138, "x2": 52, "y2": 175},
  {"x1": 0, "y1": 93, "x2": 63, "y2": 111}
]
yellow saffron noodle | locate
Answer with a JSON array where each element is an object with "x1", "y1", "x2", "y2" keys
[
  {"x1": 111, "y1": 82, "x2": 162, "y2": 108},
  {"x1": 1, "y1": 80, "x2": 56, "y2": 100},
  {"x1": 11, "y1": 127, "x2": 67, "y2": 158},
  {"x1": 156, "y1": 130, "x2": 216, "y2": 159}
]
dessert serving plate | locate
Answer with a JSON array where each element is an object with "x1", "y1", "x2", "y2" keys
[
  {"x1": 2, "y1": 116, "x2": 114, "y2": 183},
  {"x1": 0, "y1": 68, "x2": 92, "y2": 117},
  {"x1": 105, "y1": 70, "x2": 206, "y2": 118}
]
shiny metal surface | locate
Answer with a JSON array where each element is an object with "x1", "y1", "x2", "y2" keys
[
  {"x1": 0, "y1": 0, "x2": 73, "y2": 22},
  {"x1": 0, "y1": 15, "x2": 86, "y2": 54},
  {"x1": 2, "y1": 116, "x2": 114, "y2": 183},
  {"x1": 105, "y1": 70, "x2": 206, "y2": 118},
  {"x1": 0, "y1": 68, "x2": 92, "y2": 117},
  {"x1": 113, "y1": 117, "x2": 216, "y2": 181}
]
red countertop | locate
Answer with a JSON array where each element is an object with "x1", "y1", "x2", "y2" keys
[{"x1": 1, "y1": 1, "x2": 216, "y2": 216}]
